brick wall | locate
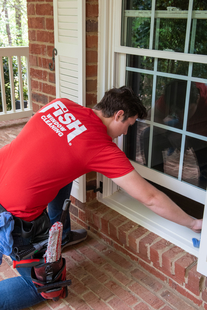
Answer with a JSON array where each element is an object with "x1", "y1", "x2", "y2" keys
[
  {"x1": 27, "y1": 0, "x2": 55, "y2": 112},
  {"x1": 27, "y1": 1, "x2": 207, "y2": 308}
]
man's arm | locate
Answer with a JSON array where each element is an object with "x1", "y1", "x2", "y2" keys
[{"x1": 112, "y1": 170, "x2": 202, "y2": 233}]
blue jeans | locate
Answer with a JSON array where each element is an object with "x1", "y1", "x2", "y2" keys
[{"x1": 0, "y1": 183, "x2": 72, "y2": 310}]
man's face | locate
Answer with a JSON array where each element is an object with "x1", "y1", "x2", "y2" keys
[{"x1": 109, "y1": 112, "x2": 138, "y2": 139}]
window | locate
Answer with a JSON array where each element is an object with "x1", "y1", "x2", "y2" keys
[{"x1": 98, "y1": 0, "x2": 207, "y2": 272}]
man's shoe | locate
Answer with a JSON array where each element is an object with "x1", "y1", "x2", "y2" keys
[{"x1": 62, "y1": 229, "x2": 87, "y2": 250}]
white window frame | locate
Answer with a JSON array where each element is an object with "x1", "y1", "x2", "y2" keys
[{"x1": 97, "y1": 0, "x2": 207, "y2": 274}]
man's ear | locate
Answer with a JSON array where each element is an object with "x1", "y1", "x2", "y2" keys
[{"x1": 114, "y1": 110, "x2": 124, "y2": 121}]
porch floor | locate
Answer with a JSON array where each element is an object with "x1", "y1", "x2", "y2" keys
[{"x1": 0, "y1": 119, "x2": 200, "y2": 310}]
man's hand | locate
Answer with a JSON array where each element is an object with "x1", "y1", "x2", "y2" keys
[{"x1": 189, "y1": 218, "x2": 203, "y2": 233}]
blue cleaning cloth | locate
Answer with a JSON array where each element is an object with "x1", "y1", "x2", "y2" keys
[
  {"x1": 192, "y1": 238, "x2": 200, "y2": 248},
  {"x1": 0, "y1": 212, "x2": 14, "y2": 264}
]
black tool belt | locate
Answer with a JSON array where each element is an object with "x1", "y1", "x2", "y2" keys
[{"x1": 0, "y1": 204, "x2": 51, "y2": 243}]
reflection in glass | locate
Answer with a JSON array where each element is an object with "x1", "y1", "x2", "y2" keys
[
  {"x1": 126, "y1": 70, "x2": 153, "y2": 111},
  {"x1": 153, "y1": 18, "x2": 186, "y2": 53},
  {"x1": 183, "y1": 137, "x2": 207, "y2": 189},
  {"x1": 124, "y1": 122, "x2": 149, "y2": 166},
  {"x1": 121, "y1": 0, "x2": 151, "y2": 48},
  {"x1": 156, "y1": 1, "x2": 188, "y2": 10},
  {"x1": 157, "y1": 59, "x2": 188, "y2": 76},
  {"x1": 190, "y1": 19, "x2": 207, "y2": 55},
  {"x1": 154, "y1": 79, "x2": 200, "y2": 131},
  {"x1": 192, "y1": 63, "x2": 207, "y2": 79},
  {"x1": 126, "y1": 55, "x2": 154, "y2": 70},
  {"x1": 187, "y1": 82, "x2": 207, "y2": 138},
  {"x1": 142, "y1": 126, "x2": 182, "y2": 175}
]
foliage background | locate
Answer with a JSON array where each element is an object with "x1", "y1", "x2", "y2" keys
[{"x1": 0, "y1": 0, "x2": 28, "y2": 111}]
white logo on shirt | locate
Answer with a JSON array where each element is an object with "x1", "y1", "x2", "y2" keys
[{"x1": 39, "y1": 101, "x2": 87, "y2": 144}]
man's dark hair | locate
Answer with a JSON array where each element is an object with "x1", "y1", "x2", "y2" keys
[
  {"x1": 164, "y1": 80, "x2": 199, "y2": 114},
  {"x1": 93, "y1": 86, "x2": 147, "y2": 121}
]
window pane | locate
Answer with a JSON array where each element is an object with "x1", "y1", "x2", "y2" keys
[
  {"x1": 125, "y1": 70, "x2": 153, "y2": 111},
  {"x1": 154, "y1": 78, "x2": 189, "y2": 129},
  {"x1": 121, "y1": 1, "x2": 151, "y2": 48},
  {"x1": 192, "y1": 63, "x2": 207, "y2": 79},
  {"x1": 183, "y1": 137, "x2": 207, "y2": 189},
  {"x1": 157, "y1": 59, "x2": 189, "y2": 75},
  {"x1": 190, "y1": 1, "x2": 207, "y2": 55},
  {"x1": 126, "y1": 55, "x2": 154, "y2": 70},
  {"x1": 187, "y1": 82, "x2": 207, "y2": 138},
  {"x1": 153, "y1": 18, "x2": 186, "y2": 53}
]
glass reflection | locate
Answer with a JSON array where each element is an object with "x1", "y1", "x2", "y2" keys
[
  {"x1": 142, "y1": 126, "x2": 182, "y2": 175},
  {"x1": 187, "y1": 82, "x2": 207, "y2": 137},
  {"x1": 183, "y1": 137, "x2": 207, "y2": 189},
  {"x1": 125, "y1": 70, "x2": 153, "y2": 111}
]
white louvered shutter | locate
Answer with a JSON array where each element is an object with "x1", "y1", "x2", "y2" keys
[{"x1": 53, "y1": 0, "x2": 86, "y2": 202}]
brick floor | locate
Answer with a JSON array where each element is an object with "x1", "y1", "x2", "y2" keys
[{"x1": 0, "y1": 119, "x2": 202, "y2": 310}]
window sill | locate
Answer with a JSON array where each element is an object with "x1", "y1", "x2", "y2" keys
[{"x1": 98, "y1": 189, "x2": 200, "y2": 257}]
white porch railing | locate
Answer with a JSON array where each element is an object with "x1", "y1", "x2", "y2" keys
[{"x1": 0, "y1": 46, "x2": 33, "y2": 121}]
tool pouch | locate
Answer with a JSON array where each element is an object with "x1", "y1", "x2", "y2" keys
[{"x1": 31, "y1": 256, "x2": 71, "y2": 301}]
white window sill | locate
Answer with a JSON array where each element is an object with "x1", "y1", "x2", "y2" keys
[{"x1": 98, "y1": 189, "x2": 201, "y2": 257}]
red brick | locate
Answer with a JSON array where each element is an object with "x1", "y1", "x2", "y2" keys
[
  {"x1": 27, "y1": 3, "x2": 35, "y2": 15},
  {"x1": 139, "y1": 260, "x2": 167, "y2": 282},
  {"x1": 42, "y1": 83, "x2": 56, "y2": 96},
  {"x1": 109, "y1": 215, "x2": 129, "y2": 242},
  {"x1": 86, "y1": 3, "x2": 99, "y2": 17},
  {"x1": 38, "y1": 57, "x2": 50, "y2": 69},
  {"x1": 28, "y1": 29, "x2": 36, "y2": 41},
  {"x1": 130, "y1": 268, "x2": 163, "y2": 292},
  {"x1": 30, "y1": 68, "x2": 47, "y2": 81},
  {"x1": 162, "y1": 245, "x2": 185, "y2": 276},
  {"x1": 48, "y1": 95, "x2": 56, "y2": 102},
  {"x1": 46, "y1": 18, "x2": 54, "y2": 30},
  {"x1": 47, "y1": 45, "x2": 55, "y2": 57},
  {"x1": 103, "y1": 263, "x2": 131, "y2": 286},
  {"x1": 185, "y1": 264, "x2": 204, "y2": 296},
  {"x1": 169, "y1": 279, "x2": 202, "y2": 307},
  {"x1": 86, "y1": 93, "x2": 97, "y2": 106},
  {"x1": 161, "y1": 290, "x2": 198, "y2": 310},
  {"x1": 105, "y1": 250, "x2": 133, "y2": 270},
  {"x1": 28, "y1": 17, "x2": 45, "y2": 29},
  {"x1": 174, "y1": 253, "x2": 197, "y2": 284},
  {"x1": 134, "y1": 302, "x2": 151, "y2": 310},
  {"x1": 92, "y1": 205, "x2": 110, "y2": 229},
  {"x1": 86, "y1": 79, "x2": 97, "y2": 92},
  {"x1": 150, "y1": 239, "x2": 172, "y2": 268},
  {"x1": 108, "y1": 296, "x2": 132, "y2": 310},
  {"x1": 49, "y1": 72, "x2": 55, "y2": 83},
  {"x1": 86, "y1": 50, "x2": 98, "y2": 63},
  {"x1": 101, "y1": 209, "x2": 119, "y2": 235},
  {"x1": 29, "y1": 43, "x2": 47, "y2": 56},
  {"x1": 105, "y1": 280, "x2": 138, "y2": 306},
  {"x1": 29, "y1": 55, "x2": 38, "y2": 66},
  {"x1": 86, "y1": 64, "x2": 97, "y2": 77},
  {"x1": 36, "y1": 3, "x2": 53, "y2": 15},
  {"x1": 32, "y1": 102, "x2": 42, "y2": 112},
  {"x1": 118, "y1": 221, "x2": 138, "y2": 246},
  {"x1": 82, "y1": 275, "x2": 113, "y2": 300},
  {"x1": 86, "y1": 19, "x2": 98, "y2": 32},
  {"x1": 31, "y1": 79, "x2": 38, "y2": 90},
  {"x1": 82, "y1": 291, "x2": 111, "y2": 310},
  {"x1": 32, "y1": 92, "x2": 48, "y2": 104},
  {"x1": 129, "y1": 282, "x2": 165, "y2": 309},
  {"x1": 36, "y1": 30, "x2": 54, "y2": 44},
  {"x1": 86, "y1": 34, "x2": 98, "y2": 48},
  {"x1": 138, "y1": 232, "x2": 160, "y2": 261},
  {"x1": 128, "y1": 226, "x2": 148, "y2": 253},
  {"x1": 81, "y1": 261, "x2": 109, "y2": 283}
]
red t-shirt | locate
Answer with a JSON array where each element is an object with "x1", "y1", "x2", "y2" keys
[{"x1": 0, "y1": 99, "x2": 134, "y2": 221}]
